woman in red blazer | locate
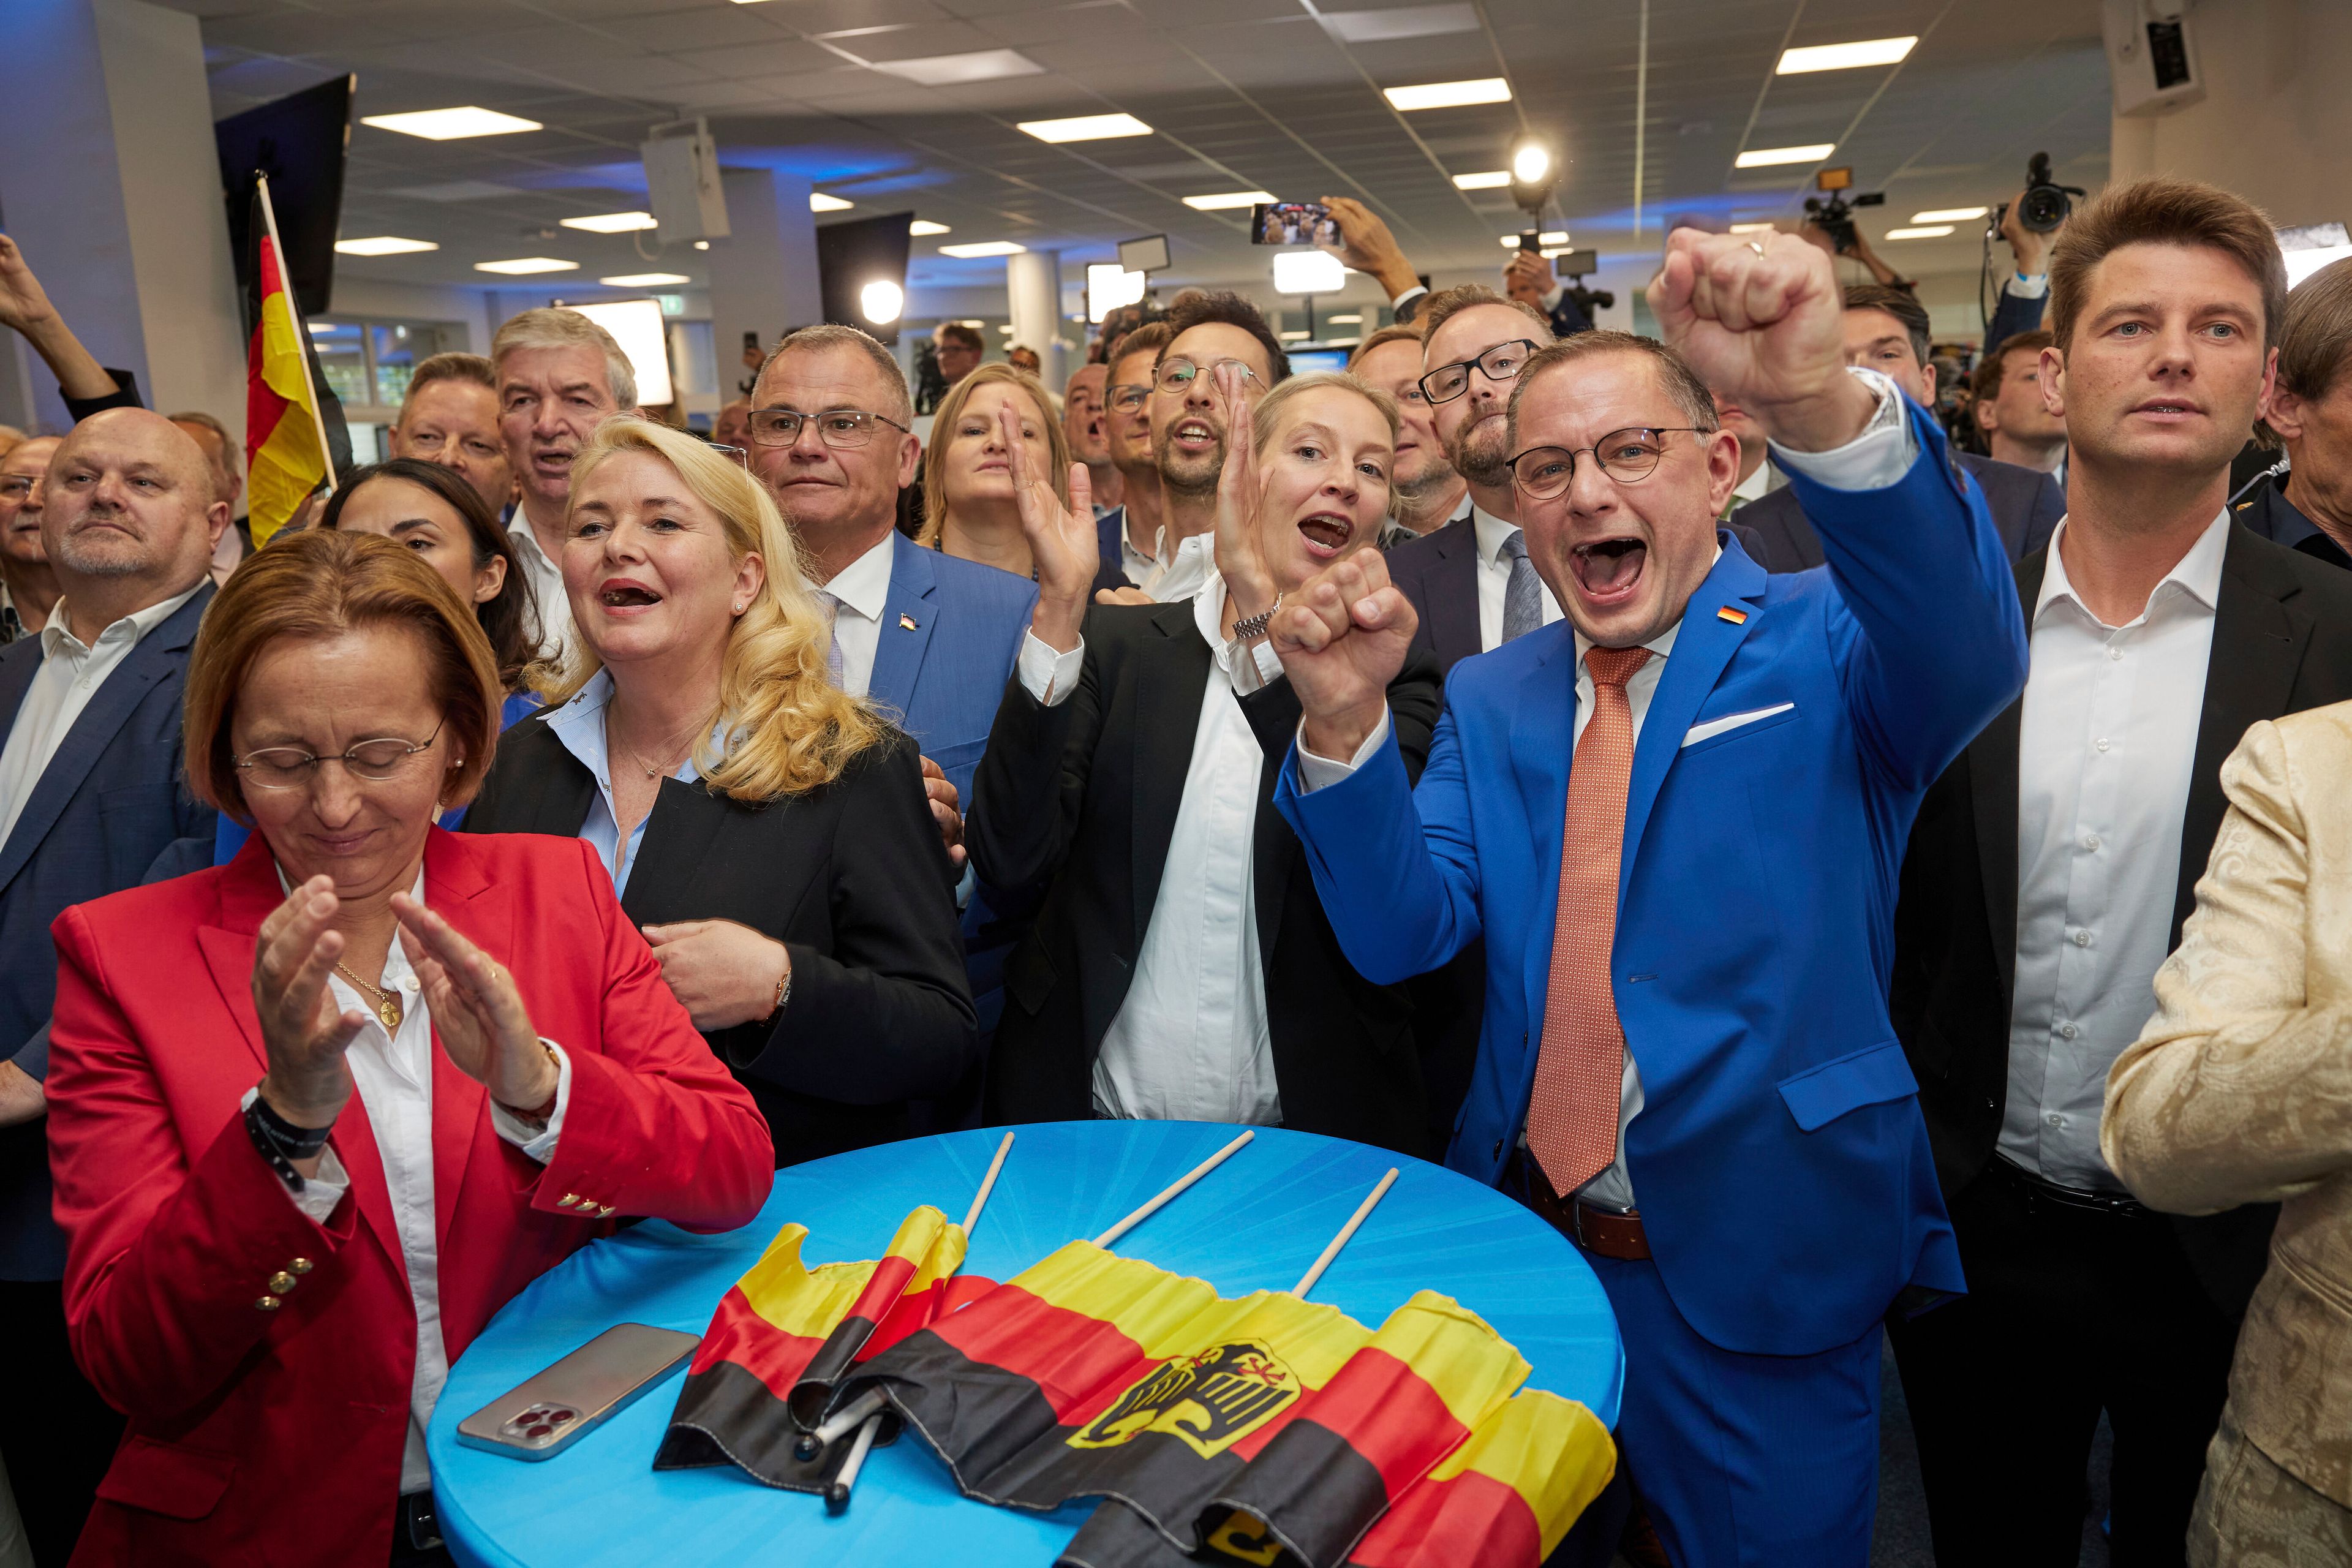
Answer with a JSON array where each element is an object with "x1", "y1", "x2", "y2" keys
[{"x1": 42, "y1": 529, "x2": 774, "y2": 1567}]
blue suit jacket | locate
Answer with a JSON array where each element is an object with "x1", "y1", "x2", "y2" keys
[
  {"x1": 1276, "y1": 404, "x2": 2027, "y2": 1357},
  {"x1": 0, "y1": 586, "x2": 217, "y2": 1279}
]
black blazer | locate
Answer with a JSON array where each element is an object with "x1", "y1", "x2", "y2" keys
[
  {"x1": 967, "y1": 600, "x2": 1445, "y2": 1154},
  {"x1": 1741, "y1": 450, "x2": 2063, "y2": 573},
  {"x1": 1889, "y1": 523, "x2": 2352, "y2": 1317},
  {"x1": 462, "y1": 716, "x2": 977, "y2": 1167}
]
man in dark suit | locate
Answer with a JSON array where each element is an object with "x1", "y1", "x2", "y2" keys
[
  {"x1": 1886, "y1": 179, "x2": 2350, "y2": 1568},
  {"x1": 2234, "y1": 255, "x2": 2352, "y2": 571},
  {"x1": 0, "y1": 407, "x2": 222, "y2": 1565},
  {"x1": 1738, "y1": 284, "x2": 2066, "y2": 572}
]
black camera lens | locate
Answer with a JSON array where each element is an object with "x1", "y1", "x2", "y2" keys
[{"x1": 2019, "y1": 186, "x2": 2070, "y2": 233}]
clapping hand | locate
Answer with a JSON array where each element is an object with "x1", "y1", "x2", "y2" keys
[
  {"x1": 391, "y1": 893, "x2": 557, "y2": 1116},
  {"x1": 1271, "y1": 549, "x2": 1418, "y2": 761},
  {"x1": 920, "y1": 755, "x2": 967, "y2": 869},
  {"x1": 251, "y1": 875, "x2": 366, "y2": 1134},
  {"x1": 1003, "y1": 399, "x2": 1096, "y2": 652},
  {"x1": 1208, "y1": 363, "x2": 1278, "y2": 624},
  {"x1": 1646, "y1": 227, "x2": 1878, "y2": 454}
]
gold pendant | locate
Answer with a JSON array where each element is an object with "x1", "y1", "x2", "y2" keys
[{"x1": 377, "y1": 998, "x2": 402, "y2": 1030}]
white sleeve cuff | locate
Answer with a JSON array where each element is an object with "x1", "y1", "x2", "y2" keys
[
  {"x1": 1017, "y1": 630, "x2": 1085, "y2": 707},
  {"x1": 1294, "y1": 709, "x2": 1392, "y2": 792},
  {"x1": 954, "y1": 859, "x2": 976, "y2": 911},
  {"x1": 1228, "y1": 636, "x2": 1284, "y2": 696},
  {"x1": 1768, "y1": 367, "x2": 1917, "y2": 492},
  {"x1": 1390, "y1": 283, "x2": 1429, "y2": 312},
  {"x1": 1539, "y1": 285, "x2": 1564, "y2": 311},
  {"x1": 2007, "y1": 272, "x2": 2049, "y2": 298},
  {"x1": 491, "y1": 1040, "x2": 571, "y2": 1163}
]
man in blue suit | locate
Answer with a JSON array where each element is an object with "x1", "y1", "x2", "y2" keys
[
  {"x1": 0, "y1": 408, "x2": 222, "y2": 1563},
  {"x1": 748, "y1": 325, "x2": 1037, "y2": 1039},
  {"x1": 1269, "y1": 230, "x2": 2029, "y2": 1564}
]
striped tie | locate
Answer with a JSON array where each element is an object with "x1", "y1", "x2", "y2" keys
[{"x1": 815, "y1": 590, "x2": 846, "y2": 688}]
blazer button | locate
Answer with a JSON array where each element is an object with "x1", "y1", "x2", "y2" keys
[
  {"x1": 557, "y1": 1193, "x2": 579, "y2": 1208},
  {"x1": 268, "y1": 1271, "x2": 297, "y2": 1294},
  {"x1": 255, "y1": 1295, "x2": 282, "y2": 1312},
  {"x1": 287, "y1": 1257, "x2": 314, "y2": 1275},
  {"x1": 597, "y1": 1204, "x2": 616, "y2": 1217}
]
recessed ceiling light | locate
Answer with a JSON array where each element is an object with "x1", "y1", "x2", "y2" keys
[
  {"x1": 1327, "y1": 313, "x2": 1364, "y2": 325},
  {"x1": 1498, "y1": 231, "x2": 1571, "y2": 247},
  {"x1": 1911, "y1": 206, "x2": 1989, "y2": 223},
  {"x1": 1452, "y1": 170, "x2": 1510, "y2": 190},
  {"x1": 334, "y1": 236, "x2": 438, "y2": 256},
  {"x1": 875, "y1": 48, "x2": 1044, "y2": 86},
  {"x1": 810, "y1": 193, "x2": 854, "y2": 213},
  {"x1": 1777, "y1": 37, "x2": 1917, "y2": 74},
  {"x1": 474, "y1": 257, "x2": 578, "y2": 275},
  {"x1": 910, "y1": 220, "x2": 952, "y2": 235},
  {"x1": 1735, "y1": 144, "x2": 1836, "y2": 168},
  {"x1": 958, "y1": 319, "x2": 986, "y2": 328},
  {"x1": 310, "y1": 322, "x2": 343, "y2": 334},
  {"x1": 560, "y1": 211, "x2": 657, "y2": 234},
  {"x1": 1017, "y1": 113, "x2": 1152, "y2": 143},
  {"x1": 361, "y1": 107, "x2": 541, "y2": 141},
  {"x1": 1382, "y1": 78, "x2": 1510, "y2": 111},
  {"x1": 1885, "y1": 225, "x2": 1956, "y2": 239},
  {"x1": 938, "y1": 240, "x2": 1028, "y2": 258},
  {"x1": 1728, "y1": 222, "x2": 1777, "y2": 235},
  {"x1": 600, "y1": 273, "x2": 691, "y2": 286},
  {"x1": 995, "y1": 323, "x2": 1016, "y2": 333},
  {"x1": 693, "y1": 241, "x2": 710, "y2": 251},
  {"x1": 1183, "y1": 191, "x2": 1275, "y2": 211},
  {"x1": 1278, "y1": 330, "x2": 1310, "y2": 341}
]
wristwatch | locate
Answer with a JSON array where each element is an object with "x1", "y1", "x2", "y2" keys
[{"x1": 1231, "y1": 593, "x2": 1283, "y2": 643}]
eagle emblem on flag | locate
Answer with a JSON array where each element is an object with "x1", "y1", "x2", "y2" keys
[{"x1": 1069, "y1": 1340, "x2": 1302, "y2": 1458}]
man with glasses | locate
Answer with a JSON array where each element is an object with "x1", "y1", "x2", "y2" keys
[
  {"x1": 1091, "y1": 322, "x2": 1172, "y2": 595},
  {"x1": 0, "y1": 436, "x2": 61, "y2": 643},
  {"x1": 1271, "y1": 231, "x2": 2028, "y2": 1565},
  {"x1": 747, "y1": 323, "x2": 1036, "y2": 1048},
  {"x1": 1349, "y1": 325, "x2": 1468, "y2": 540},
  {"x1": 0, "y1": 409, "x2": 225, "y2": 1566}
]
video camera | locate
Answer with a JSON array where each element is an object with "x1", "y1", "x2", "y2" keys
[
  {"x1": 1553, "y1": 247, "x2": 1614, "y2": 317},
  {"x1": 1802, "y1": 167, "x2": 1884, "y2": 256},
  {"x1": 1994, "y1": 152, "x2": 2086, "y2": 236}
]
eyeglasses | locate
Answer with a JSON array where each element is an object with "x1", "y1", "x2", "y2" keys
[
  {"x1": 1106, "y1": 383, "x2": 1151, "y2": 413},
  {"x1": 0, "y1": 476, "x2": 34, "y2": 502},
  {"x1": 1507, "y1": 428, "x2": 1705, "y2": 498},
  {"x1": 235, "y1": 722, "x2": 445, "y2": 791},
  {"x1": 707, "y1": 443, "x2": 748, "y2": 468},
  {"x1": 745, "y1": 408, "x2": 911, "y2": 450},
  {"x1": 1419, "y1": 339, "x2": 1540, "y2": 406},
  {"x1": 1155, "y1": 358, "x2": 1263, "y2": 396}
]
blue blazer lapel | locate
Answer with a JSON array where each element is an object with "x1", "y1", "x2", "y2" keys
[
  {"x1": 0, "y1": 586, "x2": 209, "y2": 895},
  {"x1": 1508, "y1": 626, "x2": 1578, "y2": 1039},
  {"x1": 1619, "y1": 542, "x2": 1767, "y2": 876},
  {"x1": 867, "y1": 533, "x2": 938, "y2": 718}
]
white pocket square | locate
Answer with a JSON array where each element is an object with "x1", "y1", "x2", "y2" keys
[{"x1": 1681, "y1": 702, "x2": 1795, "y2": 748}]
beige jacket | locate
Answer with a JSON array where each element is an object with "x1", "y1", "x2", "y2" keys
[{"x1": 2105, "y1": 705, "x2": 2352, "y2": 1508}]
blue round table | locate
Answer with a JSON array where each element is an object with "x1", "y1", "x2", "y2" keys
[{"x1": 429, "y1": 1122, "x2": 1621, "y2": 1567}]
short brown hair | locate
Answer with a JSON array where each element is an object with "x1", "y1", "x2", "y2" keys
[
  {"x1": 402, "y1": 352, "x2": 496, "y2": 409},
  {"x1": 1507, "y1": 331, "x2": 1720, "y2": 448},
  {"x1": 1844, "y1": 284, "x2": 1932, "y2": 368},
  {"x1": 932, "y1": 321, "x2": 985, "y2": 353},
  {"x1": 2047, "y1": 178, "x2": 2288, "y2": 351},
  {"x1": 1348, "y1": 323, "x2": 1423, "y2": 369},
  {"x1": 184, "y1": 528, "x2": 502, "y2": 824},
  {"x1": 1419, "y1": 285, "x2": 1552, "y2": 356},
  {"x1": 1972, "y1": 330, "x2": 2053, "y2": 404},
  {"x1": 1161, "y1": 290, "x2": 1291, "y2": 385},
  {"x1": 1107, "y1": 321, "x2": 1172, "y2": 381}
]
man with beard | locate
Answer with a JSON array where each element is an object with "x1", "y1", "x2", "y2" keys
[
  {"x1": 1063, "y1": 362, "x2": 1123, "y2": 514},
  {"x1": 492, "y1": 309, "x2": 639, "y2": 664},
  {"x1": 0, "y1": 410, "x2": 224, "y2": 1564},
  {"x1": 1351, "y1": 325, "x2": 1469, "y2": 540},
  {"x1": 0, "y1": 437, "x2": 60, "y2": 643}
]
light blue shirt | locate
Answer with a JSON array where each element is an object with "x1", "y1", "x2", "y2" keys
[{"x1": 545, "y1": 670, "x2": 703, "y2": 896}]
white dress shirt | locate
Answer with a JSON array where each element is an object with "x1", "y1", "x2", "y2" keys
[
  {"x1": 1725, "y1": 458, "x2": 1785, "y2": 511},
  {"x1": 1471, "y1": 505, "x2": 1565, "y2": 652},
  {"x1": 543, "y1": 670, "x2": 704, "y2": 897},
  {"x1": 255, "y1": 873, "x2": 573, "y2": 1496},
  {"x1": 805, "y1": 530, "x2": 897, "y2": 699},
  {"x1": 1016, "y1": 577, "x2": 1286, "y2": 1125},
  {"x1": 507, "y1": 511, "x2": 575, "y2": 666},
  {"x1": 0, "y1": 585, "x2": 202, "y2": 853},
  {"x1": 2001, "y1": 510, "x2": 2229, "y2": 1189},
  {"x1": 1128, "y1": 524, "x2": 1216, "y2": 605}
]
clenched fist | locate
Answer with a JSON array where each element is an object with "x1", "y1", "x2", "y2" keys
[{"x1": 1270, "y1": 549, "x2": 1418, "y2": 761}]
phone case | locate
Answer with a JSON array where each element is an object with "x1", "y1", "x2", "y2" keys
[{"x1": 454, "y1": 1323, "x2": 700, "y2": 1462}]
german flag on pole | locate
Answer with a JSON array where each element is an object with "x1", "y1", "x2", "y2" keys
[
  {"x1": 241, "y1": 174, "x2": 349, "y2": 547},
  {"x1": 652, "y1": 1206, "x2": 979, "y2": 1490}
]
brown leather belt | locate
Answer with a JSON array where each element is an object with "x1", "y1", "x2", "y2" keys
[{"x1": 1512, "y1": 1155, "x2": 1653, "y2": 1260}]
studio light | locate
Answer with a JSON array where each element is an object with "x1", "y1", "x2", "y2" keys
[
  {"x1": 474, "y1": 257, "x2": 577, "y2": 274},
  {"x1": 1272, "y1": 250, "x2": 1344, "y2": 295},
  {"x1": 1512, "y1": 143, "x2": 1553, "y2": 186},
  {"x1": 811, "y1": 193, "x2": 854, "y2": 212},
  {"x1": 860, "y1": 279, "x2": 905, "y2": 325},
  {"x1": 1508, "y1": 137, "x2": 1562, "y2": 249}
]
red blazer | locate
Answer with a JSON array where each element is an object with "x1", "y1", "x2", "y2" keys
[{"x1": 44, "y1": 828, "x2": 774, "y2": 1567}]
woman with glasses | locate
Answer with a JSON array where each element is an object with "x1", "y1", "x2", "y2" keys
[
  {"x1": 41, "y1": 527, "x2": 773, "y2": 1566},
  {"x1": 462, "y1": 417, "x2": 978, "y2": 1168},
  {"x1": 914, "y1": 362, "x2": 1071, "y2": 582}
]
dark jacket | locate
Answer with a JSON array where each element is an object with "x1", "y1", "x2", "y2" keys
[
  {"x1": 0, "y1": 582, "x2": 216, "y2": 1279},
  {"x1": 2231, "y1": 471, "x2": 2352, "y2": 571},
  {"x1": 461, "y1": 715, "x2": 977, "y2": 1167},
  {"x1": 1739, "y1": 450, "x2": 2064, "y2": 574},
  {"x1": 967, "y1": 598, "x2": 1445, "y2": 1155},
  {"x1": 1889, "y1": 524, "x2": 2352, "y2": 1317}
]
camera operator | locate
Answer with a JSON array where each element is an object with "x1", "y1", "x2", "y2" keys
[
  {"x1": 1501, "y1": 250, "x2": 1597, "y2": 337},
  {"x1": 2237, "y1": 256, "x2": 2352, "y2": 571},
  {"x1": 1796, "y1": 216, "x2": 1914, "y2": 293},
  {"x1": 1986, "y1": 159, "x2": 2081, "y2": 348}
]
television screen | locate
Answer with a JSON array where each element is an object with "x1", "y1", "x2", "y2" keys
[
  {"x1": 1286, "y1": 347, "x2": 1351, "y2": 373},
  {"x1": 216, "y1": 75, "x2": 354, "y2": 322},
  {"x1": 566, "y1": 300, "x2": 674, "y2": 407}
]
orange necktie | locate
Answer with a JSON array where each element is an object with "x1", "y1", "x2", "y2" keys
[{"x1": 1526, "y1": 644, "x2": 1652, "y2": 1199}]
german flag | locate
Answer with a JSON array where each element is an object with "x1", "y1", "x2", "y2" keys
[
  {"x1": 240, "y1": 176, "x2": 349, "y2": 547},
  {"x1": 848, "y1": 1240, "x2": 1374, "y2": 1542},
  {"x1": 652, "y1": 1206, "x2": 978, "y2": 1490},
  {"x1": 1340, "y1": 1391, "x2": 1616, "y2": 1568}
]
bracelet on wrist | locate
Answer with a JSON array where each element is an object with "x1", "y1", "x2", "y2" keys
[
  {"x1": 761, "y1": 963, "x2": 794, "y2": 1025},
  {"x1": 246, "y1": 1090, "x2": 333, "y2": 1191},
  {"x1": 1231, "y1": 592, "x2": 1283, "y2": 643}
]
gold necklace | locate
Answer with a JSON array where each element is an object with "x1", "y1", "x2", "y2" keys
[{"x1": 334, "y1": 962, "x2": 404, "y2": 1030}]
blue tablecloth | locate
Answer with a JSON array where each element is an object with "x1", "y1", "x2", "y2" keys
[{"x1": 429, "y1": 1121, "x2": 1621, "y2": 1567}]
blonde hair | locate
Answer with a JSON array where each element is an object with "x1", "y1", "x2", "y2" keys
[
  {"x1": 492, "y1": 307, "x2": 638, "y2": 409},
  {"x1": 542, "y1": 418, "x2": 887, "y2": 801},
  {"x1": 917, "y1": 363, "x2": 1069, "y2": 546},
  {"x1": 1249, "y1": 370, "x2": 1400, "y2": 454}
]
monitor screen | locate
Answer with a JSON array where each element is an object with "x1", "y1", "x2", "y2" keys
[
  {"x1": 565, "y1": 300, "x2": 674, "y2": 408},
  {"x1": 1286, "y1": 347, "x2": 1351, "y2": 373},
  {"x1": 216, "y1": 75, "x2": 353, "y2": 321}
]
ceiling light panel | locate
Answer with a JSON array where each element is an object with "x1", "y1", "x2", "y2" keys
[
  {"x1": 938, "y1": 240, "x2": 1028, "y2": 258},
  {"x1": 810, "y1": 193, "x2": 854, "y2": 212},
  {"x1": 1017, "y1": 113, "x2": 1152, "y2": 143},
  {"x1": 873, "y1": 48, "x2": 1043, "y2": 86},
  {"x1": 1885, "y1": 226, "x2": 1955, "y2": 239},
  {"x1": 474, "y1": 257, "x2": 578, "y2": 274},
  {"x1": 560, "y1": 212, "x2": 657, "y2": 233},
  {"x1": 361, "y1": 107, "x2": 541, "y2": 140},
  {"x1": 909, "y1": 220, "x2": 952, "y2": 235},
  {"x1": 334, "y1": 236, "x2": 437, "y2": 256},
  {"x1": 1735, "y1": 144, "x2": 1836, "y2": 168},
  {"x1": 1383, "y1": 78, "x2": 1511, "y2": 111},
  {"x1": 1322, "y1": 4, "x2": 1478, "y2": 43},
  {"x1": 1183, "y1": 191, "x2": 1274, "y2": 210},
  {"x1": 1498, "y1": 231, "x2": 1571, "y2": 247},
  {"x1": 1452, "y1": 170, "x2": 1510, "y2": 190},
  {"x1": 600, "y1": 273, "x2": 691, "y2": 286},
  {"x1": 1777, "y1": 37, "x2": 1918, "y2": 74},
  {"x1": 1911, "y1": 206, "x2": 1989, "y2": 223}
]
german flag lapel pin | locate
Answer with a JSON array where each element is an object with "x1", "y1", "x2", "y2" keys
[
  {"x1": 899, "y1": 612, "x2": 919, "y2": 631},
  {"x1": 1717, "y1": 605, "x2": 1749, "y2": 625}
]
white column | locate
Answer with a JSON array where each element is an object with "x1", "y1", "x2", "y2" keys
[
  {"x1": 1006, "y1": 250, "x2": 1063, "y2": 386},
  {"x1": 706, "y1": 170, "x2": 823, "y2": 402}
]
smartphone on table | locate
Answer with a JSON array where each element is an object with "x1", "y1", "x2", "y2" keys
[{"x1": 455, "y1": 1323, "x2": 699, "y2": 1461}]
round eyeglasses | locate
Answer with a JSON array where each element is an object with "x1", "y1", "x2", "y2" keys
[
  {"x1": 745, "y1": 408, "x2": 911, "y2": 450},
  {"x1": 1507, "y1": 428, "x2": 1705, "y2": 498},
  {"x1": 1418, "y1": 339, "x2": 1539, "y2": 406},
  {"x1": 235, "y1": 722, "x2": 445, "y2": 791},
  {"x1": 1106, "y1": 383, "x2": 1151, "y2": 413},
  {"x1": 1154, "y1": 358, "x2": 1262, "y2": 396}
]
